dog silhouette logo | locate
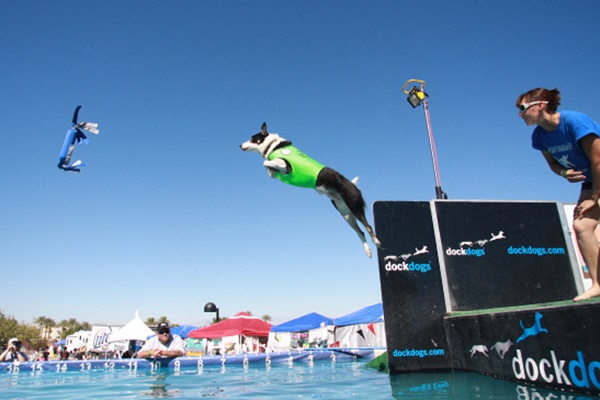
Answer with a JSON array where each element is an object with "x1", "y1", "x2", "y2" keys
[{"x1": 516, "y1": 312, "x2": 548, "y2": 343}]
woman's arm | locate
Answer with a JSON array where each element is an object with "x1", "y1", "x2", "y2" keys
[{"x1": 541, "y1": 150, "x2": 586, "y2": 182}]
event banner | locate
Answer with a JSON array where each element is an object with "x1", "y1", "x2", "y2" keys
[
  {"x1": 373, "y1": 201, "x2": 451, "y2": 372},
  {"x1": 433, "y1": 201, "x2": 578, "y2": 311},
  {"x1": 444, "y1": 302, "x2": 600, "y2": 395}
]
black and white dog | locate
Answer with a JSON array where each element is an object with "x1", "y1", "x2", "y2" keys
[{"x1": 240, "y1": 123, "x2": 381, "y2": 257}]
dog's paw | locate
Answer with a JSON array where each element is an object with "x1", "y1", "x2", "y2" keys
[
  {"x1": 266, "y1": 167, "x2": 277, "y2": 177},
  {"x1": 373, "y1": 237, "x2": 382, "y2": 248},
  {"x1": 364, "y1": 243, "x2": 372, "y2": 258}
]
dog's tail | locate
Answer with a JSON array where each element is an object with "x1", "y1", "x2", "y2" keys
[{"x1": 351, "y1": 176, "x2": 359, "y2": 186}]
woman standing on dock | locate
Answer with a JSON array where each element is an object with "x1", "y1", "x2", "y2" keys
[{"x1": 517, "y1": 87, "x2": 600, "y2": 301}]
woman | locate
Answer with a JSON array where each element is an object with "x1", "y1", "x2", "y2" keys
[
  {"x1": 75, "y1": 346, "x2": 87, "y2": 360},
  {"x1": 517, "y1": 87, "x2": 600, "y2": 301}
]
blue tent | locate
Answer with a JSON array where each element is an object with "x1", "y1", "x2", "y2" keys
[
  {"x1": 171, "y1": 325, "x2": 199, "y2": 339},
  {"x1": 146, "y1": 325, "x2": 199, "y2": 341},
  {"x1": 334, "y1": 303, "x2": 384, "y2": 327},
  {"x1": 271, "y1": 312, "x2": 334, "y2": 333}
]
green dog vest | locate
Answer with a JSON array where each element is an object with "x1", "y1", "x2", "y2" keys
[{"x1": 268, "y1": 145, "x2": 325, "y2": 188}]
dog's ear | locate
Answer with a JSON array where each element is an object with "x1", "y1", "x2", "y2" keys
[{"x1": 261, "y1": 122, "x2": 268, "y2": 135}]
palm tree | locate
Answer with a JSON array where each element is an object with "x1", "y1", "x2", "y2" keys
[
  {"x1": 34, "y1": 316, "x2": 56, "y2": 340},
  {"x1": 58, "y1": 318, "x2": 92, "y2": 339},
  {"x1": 33, "y1": 316, "x2": 46, "y2": 338},
  {"x1": 261, "y1": 314, "x2": 272, "y2": 322},
  {"x1": 144, "y1": 316, "x2": 171, "y2": 328}
]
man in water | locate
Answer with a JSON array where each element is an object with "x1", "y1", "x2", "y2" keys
[{"x1": 137, "y1": 322, "x2": 185, "y2": 359}]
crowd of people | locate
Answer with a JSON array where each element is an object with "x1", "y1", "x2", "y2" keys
[
  {"x1": 0, "y1": 339, "x2": 80, "y2": 363},
  {"x1": 0, "y1": 339, "x2": 60, "y2": 362},
  {"x1": 1, "y1": 322, "x2": 185, "y2": 363}
]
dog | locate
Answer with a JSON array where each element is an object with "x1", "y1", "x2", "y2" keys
[
  {"x1": 413, "y1": 246, "x2": 429, "y2": 256},
  {"x1": 240, "y1": 123, "x2": 381, "y2": 257},
  {"x1": 490, "y1": 339, "x2": 513, "y2": 359},
  {"x1": 490, "y1": 231, "x2": 506, "y2": 241},
  {"x1": 516, "y1": 312, "x2": 548, "y2": 343},
  {"x1": 469, "y1": 344, "x2": 489, "y2": 358}
]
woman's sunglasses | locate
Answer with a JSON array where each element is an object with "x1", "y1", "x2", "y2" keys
[{"x1": 519, "y1": 101, "x2": 548, "y2": 112}]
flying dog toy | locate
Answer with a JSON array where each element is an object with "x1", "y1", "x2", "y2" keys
[{"x1": 58, "y1": 105, "x2": 99, "y2": 172}]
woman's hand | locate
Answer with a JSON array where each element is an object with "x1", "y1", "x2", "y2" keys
[
  {"x1": 576, "y1": 198, "x2": 598, "y2": 219},
  {"x1": 564, "y1": 169, "x2": 586, "y2": 183}
]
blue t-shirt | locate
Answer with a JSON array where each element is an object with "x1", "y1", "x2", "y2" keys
[{"x1": 531, "y1": 110, "x2": 600, "y2": 183}]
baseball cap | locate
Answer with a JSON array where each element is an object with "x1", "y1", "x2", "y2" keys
[{"x1": 156, "y1": 322, "x2": 170, "y2": 333}]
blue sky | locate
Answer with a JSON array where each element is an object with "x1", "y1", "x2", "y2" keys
[{"x1": 2, "y1": 1, "x2": 599, "y2": 327}]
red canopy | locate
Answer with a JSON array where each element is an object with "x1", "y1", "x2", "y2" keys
[{"x1": 188, "y1": 312, "x2": 272, "y2": 339}]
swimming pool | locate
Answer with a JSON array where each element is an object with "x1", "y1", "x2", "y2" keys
[{"x1": 2, "y1": 357, "x2": 599, "y2": 399}]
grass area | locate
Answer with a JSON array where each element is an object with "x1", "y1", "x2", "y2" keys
[{"x1": 447, "y1": 297, "x2": 600, "y2": 317}]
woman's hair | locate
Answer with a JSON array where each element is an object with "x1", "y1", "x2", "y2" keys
[{"x1": 516, "y1": 87, "x2": 561, "y2": 113}]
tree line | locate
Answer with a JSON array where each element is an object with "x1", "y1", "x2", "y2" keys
[
  {"x1": 0, "y1": 311, "x2": 93, "y2": 349},
  {"x1": 1, "y1": 310, "x2": 273, "y2": 349}
]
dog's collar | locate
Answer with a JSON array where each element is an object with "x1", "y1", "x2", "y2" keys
[{"x1": 263, "y1": 140, "x2": 292, "y2": 158}]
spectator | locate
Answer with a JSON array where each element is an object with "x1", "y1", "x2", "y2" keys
[
  {"x1": 137, "y1": 322, "x2": 185, "y2": 359},
  {"x1": 0, "y1": 338, "x2": 27, "y2": 362},
  {"x1": 60, "y1": 347, "x2": 69, "y2": 361},
  {"x1": 75, "y1": 346, "x2": 88, "y2": 360}
]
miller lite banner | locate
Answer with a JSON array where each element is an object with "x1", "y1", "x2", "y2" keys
[{"x1": 89, "y1": 326, "x2": 128, "y2": 354}]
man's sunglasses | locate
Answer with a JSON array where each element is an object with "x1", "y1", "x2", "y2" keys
[
  {"x1": 158, "y1": 329, "x2": 170, "y2": 335},
  {"x1": 519, "y1": 101, "x2": 548, "y2": 112}
]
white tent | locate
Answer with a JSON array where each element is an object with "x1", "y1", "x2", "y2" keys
[
  {"x1": 332, "y1": 303, "x2": 386, "y2": 348},
  {"x1": 108, "y1": 311, "x2": 154, "y2": 343}
]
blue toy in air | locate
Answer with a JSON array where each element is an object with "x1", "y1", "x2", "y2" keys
[{"x1": 58, "y1": 105, "x2": 99, "y2": 172}]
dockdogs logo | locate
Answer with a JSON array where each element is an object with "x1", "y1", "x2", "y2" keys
[
  {"x1": 445, "y1": 230, "x2": 506, "y2": 257},
  {"x1": 511, "y1": 313, "x2": 600, "y2": 391},
  {"x1": 383, "y1": 245, "x2": 432, "y2": 273},
  {"x1": 468, "y1": 312, "x2": 600, "y2": 391}
]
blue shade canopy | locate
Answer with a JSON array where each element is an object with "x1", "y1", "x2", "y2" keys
[
  {"x1": 271, "y1": 312, "x2": 334, "y2": 333},
  {"x1": 170, "y1": 325, "x2": 199, "y2": 339},
  {"x1": 334, "y1": 303, "x2": 384, "y2": 327}
]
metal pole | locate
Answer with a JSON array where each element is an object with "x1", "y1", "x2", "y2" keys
[{"x1": 421, "y1": 91, "x2": 447, "y2": 199}]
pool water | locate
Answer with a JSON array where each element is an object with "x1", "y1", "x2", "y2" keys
[{"x1": 2, "y1": 360, "x2": 599, "y2": 399}]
